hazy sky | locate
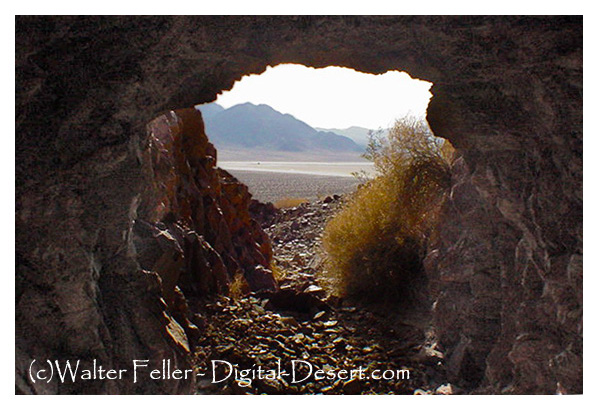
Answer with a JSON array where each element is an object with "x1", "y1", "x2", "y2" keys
[{"x1": 215, "y1": 64, "x2": 433, "y2": 130}]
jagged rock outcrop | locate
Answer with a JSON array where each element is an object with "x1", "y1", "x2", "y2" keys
[
  {"x1": 137, "y1": 108, "x2": 274, "y2": 296},
  {"x1": 16, "y1": 16, "x2": 581, "y2": 394},
  {"x1": 16, "y1": 103, "x2": 275, "y2": 394},
  {"x1": 132, "y1": 107, "x2": 275, "y2": 347}
]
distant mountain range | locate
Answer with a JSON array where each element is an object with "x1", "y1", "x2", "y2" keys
[
  {"x1": 315, "y1": 126, "x2": 392, "y2": 148},
  {"x1": 314, "y1": 126, "x2": 372, "y2": 147},
  {"x1": 196, "y1": 102, "x2": 364, "y2": 155}
]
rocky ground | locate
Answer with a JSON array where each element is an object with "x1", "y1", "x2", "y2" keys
[
  {"x1": 222, "y1": 169, "x2": 362, "y2": 203},
  {"x1": 189, "y1": 196, "x2": 453, "y2": 395}
]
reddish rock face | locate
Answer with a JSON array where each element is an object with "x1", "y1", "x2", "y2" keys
[
  {"x1": 16, "y1": 16, "x2": 581, "y2": 394},
  {"x1": 139, "y1": 108, "x2": 273, "y2": 296},
  {"x1": 135, "y1": 107, "x2": 275, "y2": 336}
]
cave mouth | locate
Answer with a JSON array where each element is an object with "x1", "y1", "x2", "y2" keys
[
  {"x1": 141, "y1": 62, "x2": 453, "y2": 311},
  {"x1": 195, "y1": 63, "x2": 436, "y2": 201},
  {"x1": 192, "y1": 62, "x2": 451, "y2": 309},
  {"x1": 134, "y1": 62, "x2": 454, "y2": 394}
]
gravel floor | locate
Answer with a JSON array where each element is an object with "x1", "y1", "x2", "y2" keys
[
  {"x1": 222, "y1": 169, "x2": 362, "y2": 203},
  {"x1": 189, "y1": 198, "x2": 451, "y2": 395}
]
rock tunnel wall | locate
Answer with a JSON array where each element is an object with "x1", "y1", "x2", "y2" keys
[{"x1": 16, "y1": 16, "x2": 582, "y2": 394}]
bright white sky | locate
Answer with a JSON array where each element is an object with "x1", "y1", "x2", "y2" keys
[{"x1": 215, "y1": 64, "x2": 433, "y2": 130}]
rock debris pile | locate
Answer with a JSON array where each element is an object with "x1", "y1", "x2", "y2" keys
[{"x1": 191, "y1": 197, "x2": 451, "y2": 394}]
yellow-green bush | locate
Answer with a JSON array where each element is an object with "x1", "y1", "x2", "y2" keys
[{"x1": 321, "y1": 116, "x2": 454, "y2": 302}]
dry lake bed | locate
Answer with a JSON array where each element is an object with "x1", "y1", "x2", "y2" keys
[{"x1": 218, "y1": 161, "x2": 375, "y2": 204}]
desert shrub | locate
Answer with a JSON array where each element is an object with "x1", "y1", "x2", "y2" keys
[
  {"x1": 228, "y1": 272, "x2": 250, "y2": 300},
  {"x1": 271, "y1": 262, "x2": 286, "y2": 281},
  {"x1": 273, "y1": 197, "x2": 309, "y2": 209},
  {"x1": 321, "y1": 116, "x2": 454, "y2": 302}
]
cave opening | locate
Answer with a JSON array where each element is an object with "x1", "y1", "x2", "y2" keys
[
  {"x1": 136, "y1": 63, "x2": 453, "y2": 394},
  {"x1": 191, "y1": 62, "x2": 451, "y2": 308}
]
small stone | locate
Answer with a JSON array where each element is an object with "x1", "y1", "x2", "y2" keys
[
  {"x1": 257, "y1": 378, "x2": 285, "y2": 394},
  {"x1": 304, "y1": 284, "x2": 324, "y2": 294},
  {"x1": 333, "y1": 338, "x2": 346, "y2": 351},
  {"x1": 313, "y1": 311, "x2": 327, "y2": 320},
  {"x1": 280, "y1": 316, "x2": 299, "y2": 327},
  {"x1": 292, "y1": 254, "x2": 305, "y2": 265},
  {"x1": 252, "y1": 304, "x2": 265, "y2": 314},
  {"x1": 343, "y1": 378, "x2": 361, "y2": 395},
  {"x1": 321, "y1": 385, "x2": 334, "y2": 393},
  {"x1": 435, "y1": 384, "x2": 453, "y2": 395}
]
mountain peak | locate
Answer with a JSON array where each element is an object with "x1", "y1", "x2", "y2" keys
[{"x1": 197, "y1": 102, "x2": 363, "y2": 155}]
